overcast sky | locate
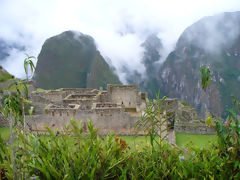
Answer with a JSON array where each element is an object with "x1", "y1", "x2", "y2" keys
[{"x1": 0, "y1": 0, "x2": 240, "y2": 82}]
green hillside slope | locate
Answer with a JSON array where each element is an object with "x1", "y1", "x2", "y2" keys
[{"x1": 34, "y1": 31, "x2": 121, "y2": 89}]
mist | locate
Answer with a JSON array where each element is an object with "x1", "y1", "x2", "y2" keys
[{"x1": 0, "y1": 0, "x2": 240, "y2": 83}]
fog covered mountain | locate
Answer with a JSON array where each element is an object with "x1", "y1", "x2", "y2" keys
[
  {"x1": 1, "y1": 10, "x2": 240, "y2": 118},
  {"x1": 34, "y1": 31, "x2": 121, "y2": 89},
  {"x1": 158, "y1": 11, "x2": 240, "y2": 118},
  {"x1": 0, "y1": 39, "x2": 25, "y2": 62}
]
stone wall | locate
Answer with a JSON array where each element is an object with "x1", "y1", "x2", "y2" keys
[
  {"x1": 174, "y1": 123, "x2": 215, "y2": 134},
  {"x1": 99, "y1": 91, "x2": 108, "y2": 102},
  {"x1": 61, "y1": 88, "x2": 98, "y2": 96},
  {"x1": 107, "y1": 84, "x2": 140, "y2": 108},
  {"x1": 41, "y1": 90, "x2": 64, "y2": 104},
  {"x1": 27, "y1": 107, "x2": 140, "y2": 135},
  {"x1": 164, "y1": 98, "x2": 216, "y2": 134}
]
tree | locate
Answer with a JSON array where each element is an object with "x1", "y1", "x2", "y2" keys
[
  {"x1": 1, "y1": 55, "x2": 35, "y2": 179},
  {"x1": 3, "y1": 93, "x2": 23, "y2": 179}
]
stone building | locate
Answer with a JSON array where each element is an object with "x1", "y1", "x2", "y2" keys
[{"x1": 27, "y1": 84, "x2": 148, "y2": 135}]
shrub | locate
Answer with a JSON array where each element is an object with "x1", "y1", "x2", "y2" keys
[
  {"x1": 214, "y1": 96, "x2": 240, "y2": 178},
  {"x1": 0, "y1": 72, "x2": 13, "y2": 82},
  {"x1": 0, "y1": 117, "x2": 240, "y2": 179}
]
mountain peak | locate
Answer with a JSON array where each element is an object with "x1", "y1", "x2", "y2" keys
[
  {"x1": 34, "y1": 31, "x2": 121, "y2": 89},
  {"x1": 158, "y1": 11, "x2": 240, "y2": 118}
]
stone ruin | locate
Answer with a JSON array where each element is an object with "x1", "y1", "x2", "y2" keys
[
  {"x1": 27, "y1": 84, "x2": 148, "y2": 135},
  {"x1": 0, "y1": 84, "x2": 215, "y2": 135},
  {"x1": 163, "y1": 98, "x2": 215, "y2": 134}
]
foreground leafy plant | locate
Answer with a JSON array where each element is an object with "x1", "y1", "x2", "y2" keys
[
  {"x1": 1, "y1": 117, "x2": 240, "y2": 179},
  {"x1": 0, "y1": 54, "x2": 35, "y2": 179},
  {"x1": 215, "y1": 96, "x2": 240, "y2": 178},
  {"x1": 136, "y1": 92, "x2": 173, "y2": 152},
  {"x1": 5, "y1": 120, "x2": 131, "y2": 179}
]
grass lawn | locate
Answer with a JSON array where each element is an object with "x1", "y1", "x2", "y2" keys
[
  {"x1": 0, "y1": 127, "x2": 10, "y2": 141},
  {"x1": 176, "y1": 132, "x2": 217, "y2": 148},
  {"x1": 121, "y1": 136, "x2": 150, "y2": 147},
  {"x1": 0, "y1": 127, "x2": 217, "y2": 148},
  {"x1": 123, "y1": 133, "x2": 218, "y2": 148}
]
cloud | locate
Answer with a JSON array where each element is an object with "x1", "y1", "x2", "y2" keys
[{"x1": 0, "y1": 0, "x2": 240, "y2": 82}]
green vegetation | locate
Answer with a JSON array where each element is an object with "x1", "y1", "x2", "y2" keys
[
  {"x1": 0, "y1": 127, "x2": 149, "y2": 148},
  {"x1": 0, "y1": 72, "x2": 14, "y2": 82},
  {"x1": 123, "y1": 133, "x2": 218, "y2": 148},
  {"x1": 0, "y1": 128, "x2": 218, "y2": 149},
  {"x1": 86, "y1": 51, "x2": 121, "y2": 89},
  {"x1": 24, "y1": 54, "x2": 36, "y2": 81},
  {"x1": 0, "y1": 55, "x2": 35, "y2": 179},
  {"x1": 0, "y1": 118, "x2": 240, "y2": 179},
  {"x1": 34, "y1": 31, "x2": 121, "y2": 90},
  {"x1": 136, "y1": 93, "x2": 171, "y2": 151},
  {"x1": 120, "y1": 136, "x2": 149, "y2": 147},
  {"x1": 176, "y1": 132, "x2": 217, "y2": 147},
  {"x1": 0, "y1": 67, "x2": 25, "y2": 92},
  {"x1": 0, "y1": 127, "x2": 10, "y2": 141},
  {"x1": 0, "y1": 128, "x2": 217, "y2": 149},
  {"x1": 36, "y1": 88, "x2": 47, "y2": 92}
]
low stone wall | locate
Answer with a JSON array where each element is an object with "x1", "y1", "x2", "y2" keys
[
  {"x1": 61, "y1": 88, "x2": 98, "y2": 96},
  {"x1": 174, "y1": 123, "x2": 215, "y2": 134},
  {"x1": 167, "y1": 130, "x2": 176, "y2": 145},
  {"x1": 31, "y1": 93, "x2": 53, "y2": 104},
  {"x1": 26, "y1": 108, "x2": 141, "y2": 135}
]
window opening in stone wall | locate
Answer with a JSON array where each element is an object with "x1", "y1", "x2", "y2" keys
[
  {"x1": 52, "y1": 112, "x2": 54, "y2": 116},
  {"x1": 60, "y1": 111, "x2": 62, "y2": 116}
]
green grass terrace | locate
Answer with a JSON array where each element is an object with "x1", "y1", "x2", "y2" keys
[{"x1": 0, "y1": 127, "x2": 217, "y2": 148}]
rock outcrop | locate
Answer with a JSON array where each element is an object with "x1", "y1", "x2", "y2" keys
[{"x1": 158, "y1": 11, "x2": 240, "y2": 118}]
